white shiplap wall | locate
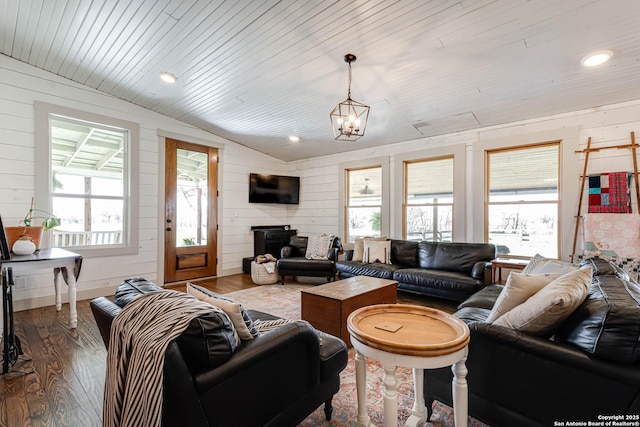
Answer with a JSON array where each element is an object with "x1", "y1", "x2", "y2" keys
[
  {"x1": 0, "y1": 54, "x2": 288, "y2": 309},
  {"x1": 289, "y1": 99, "x2": 640, "y2": 263}
]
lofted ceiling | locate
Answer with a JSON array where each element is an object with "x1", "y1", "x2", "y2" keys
[{"x1": 1, "y1": 0, "x2": 640, "y2": 162}]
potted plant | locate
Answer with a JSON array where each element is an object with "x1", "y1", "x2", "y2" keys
[{"x1": 5, "y1": 198, "x2": 61, "y2": 252}]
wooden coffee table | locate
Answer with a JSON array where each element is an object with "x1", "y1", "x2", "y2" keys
[{"x1": 301, "y1": 276, "x2": 397, "y2": 347}]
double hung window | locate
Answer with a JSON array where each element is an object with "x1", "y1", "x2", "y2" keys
[
  {"x1": 486, "y1": 142, "x2": 560, "y2": 258},
  {"x1": 403, "y1": 156, "x2": 454, "y2": 242}
]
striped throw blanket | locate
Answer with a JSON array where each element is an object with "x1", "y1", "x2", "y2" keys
[{"x1": 103, "y1": 290, "x2": 219, "y2": 427}]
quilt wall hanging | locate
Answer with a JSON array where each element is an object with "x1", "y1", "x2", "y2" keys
[
  {"x1": 588, "y1": 172, "x2": 632, "y2": 213},
  {"x1": 582, "y1": 213, "x2": 640, "y2": 281}
]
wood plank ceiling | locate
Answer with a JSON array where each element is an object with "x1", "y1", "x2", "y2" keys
[{"x1": 1, "y1": 0, "x2": 640, "y2": 162}]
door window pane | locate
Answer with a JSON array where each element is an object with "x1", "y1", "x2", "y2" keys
[{"x1": 176, "y1": 149, "x2": 208, "y2": 247}]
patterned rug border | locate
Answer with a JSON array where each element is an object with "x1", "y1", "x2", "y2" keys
[{"x1": 226, "y1": 284, "x2": 488, "y2": 427}]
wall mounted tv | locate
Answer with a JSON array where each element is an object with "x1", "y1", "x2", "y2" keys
[{"x1": 249, "y1": 173, "x2": 300, "y2": 204}]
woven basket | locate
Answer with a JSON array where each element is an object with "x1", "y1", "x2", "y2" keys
[{"x1": 251, "y1": 261, "x2": 279, "y2": 285}]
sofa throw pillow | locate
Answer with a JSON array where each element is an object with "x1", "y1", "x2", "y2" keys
[
  {"x1": 176, "y1": 304, "x2": 239, "y2": 368},
  {"x1": 353, "y1": 236, "x2": 387, "y2": 262},
  {"x1": 305, "y1": 235, "x2": 333, "y2": 260},
  {"x1": 486, "y1": 272, "x2": 561, "y2": 323},
  {"x1": 187, "y1": 283, "x2": 259, "y2": 340},
  {"x1": 522, "y1": 254, "x2": 577, "y2": 275},
  {"x1": 521, "y1": 253, "x2": 548, "y2": 274},
  {"x1": 493, "y1": 267, "x2": 592, "y2": 336},
  {"x1": 363, "y1": 240, "x2": 392, "y2": 264}
]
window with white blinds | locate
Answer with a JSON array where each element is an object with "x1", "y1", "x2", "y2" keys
[
  {"x1": 486, "y1": 142, "x2": 560, "y2": 258},
  {"x1": 404, "y1": 156, "x2": 454, "y2": 241}
]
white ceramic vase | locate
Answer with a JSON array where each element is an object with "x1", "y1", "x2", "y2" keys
[{"x1": 12, "y1": 235, "x2": 36, "y2": 255}]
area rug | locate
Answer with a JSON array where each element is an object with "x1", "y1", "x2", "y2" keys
[{"x1": 226, "y1": 284, "x2": 489, "y2": 427}]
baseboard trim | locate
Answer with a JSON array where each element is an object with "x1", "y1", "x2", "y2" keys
[{"x1": 13, "y1": 286, "x2": 119, "y2": 312}]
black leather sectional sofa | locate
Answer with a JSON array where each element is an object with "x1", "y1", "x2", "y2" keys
[
  {"x1": 424, "y1": 257, "x2": 640, "y2": 426},
  {"x1": 336, "y1": 240, "x2": 496, "y2": 302}
]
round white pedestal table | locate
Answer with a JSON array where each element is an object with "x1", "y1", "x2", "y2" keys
[{"x1": 347, "y1": 304, "x2": 470, "y2": 427}]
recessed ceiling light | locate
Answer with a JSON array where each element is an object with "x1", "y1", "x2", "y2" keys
[
  {"x1": 160, "y1": 72, "x2": 177, "y2": 83},
  {"x1": 289, "y1": 135, "x2": 300, "y2": 142},
  {"x1": 580, "y1": 50, "x2": 613, "y2": 67}
]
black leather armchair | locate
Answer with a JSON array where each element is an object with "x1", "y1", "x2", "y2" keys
[
  {"x1": 90, "y1": 280, "x2": 348, "y2": 427},
  {"x1": 277, "y1": 235, "x2": 341, "y2": 284}
]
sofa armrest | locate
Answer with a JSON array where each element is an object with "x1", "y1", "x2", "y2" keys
[
  {"x1": 90, "y1": 296, "x2": 121, "y2": 348},
  {"x1": 471, "y1": 261, "x2": 492, "y2": 285}
]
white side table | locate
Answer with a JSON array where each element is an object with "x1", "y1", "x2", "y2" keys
[
  {"x1": 1, "y1": 248, "x2": 82, "y2": 330},
  {"x1": 347, "y1": 304, "x2": 470, "y2": 427}
]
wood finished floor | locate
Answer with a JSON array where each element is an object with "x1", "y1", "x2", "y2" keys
[{"x1": 0, "y1": 274, "x2": 457, "y2": 427}]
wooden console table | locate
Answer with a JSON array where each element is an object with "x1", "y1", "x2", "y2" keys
[
  {"x1": 347, "y1": 304, "x2": 470, "y2": 427},
  {"x1": 491, "y1": 258, "x2": 528, "y2": 284}
]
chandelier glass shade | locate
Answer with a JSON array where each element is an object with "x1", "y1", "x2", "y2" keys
[{"x1": 330, "y1": 54, "x2": 370, "y2": 141}]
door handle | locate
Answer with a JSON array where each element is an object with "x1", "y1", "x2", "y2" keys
[{"x1": 166, "y1": 227, "x2": 172, "y2": 232}]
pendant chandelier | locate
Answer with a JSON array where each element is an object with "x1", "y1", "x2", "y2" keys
[{"x1": 330, "y1": 53, "x2": 370, "y2": 141}]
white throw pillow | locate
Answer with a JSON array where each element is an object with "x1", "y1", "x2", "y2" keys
[
  {"x1": 486, "y1": 272, "x2": 561, "y2": 323},
  {"x1": 363, "y1": 240, "x2": 391, "y2": 264},
  {"x1": 305, "y1": 235, "x2": 333, "y2": 260},
  {"x1": 493, "y1": 267, "x2": 592, "y2": 336},
  {"x1": 521, "y1": 254, "x2": 548, "y2": 274},
  {"x1": 522, "y1": 253, "x2": 576, "y2": 275},
  {"x1": 352, "y1": 236, "x2": 387, "y2": 262}
]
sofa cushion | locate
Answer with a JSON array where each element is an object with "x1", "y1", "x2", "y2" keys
[
  {"x1": 457, "y1": 284, "x2": 504, "y2": 310},
  {"x1": 393, "y1": 268, "x2": 481, "y2": 295},
  {"x1": 390, "y1": 240, "x2": 418, "y2": 267},
  {"x1": 187, "y1": 283, "x2": 259, "y2": 340},
  {"x1": 454, "y1": 306, "x2": 492, "y2": 324},
  {"x1": 493, "y1": 267, "x2": 592, "y2": 336},
  {"x1": 486, "y1": 272, "x2": 561, "y2": 323},
  {"x1": 418, "y1": 242, "x2": 495, "y2": 274},
  {"x1": 363, "y1": 240, "x2": 391, "y2": 264},
  {"x1": 335, "y1": 261, "x2": 399, "y2": 279},
  {"x1": 556, "y1": 258, "x2": 640, "y2": 364}
]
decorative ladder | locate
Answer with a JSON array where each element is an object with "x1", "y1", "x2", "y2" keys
[{"x1": 570, "y1": 131, "x2": 640, "y2": 262}]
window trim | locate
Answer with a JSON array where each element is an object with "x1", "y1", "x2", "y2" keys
[
  {"x1": 393, "y1": 144, "x2": 466, "y2": 241},
  {"x1": 338, "y1": 157, "x2": 390, "y2": 243},
  {"x1": 35, "y1": 101, "x2": 140, "y2": 257},
  {"x1": 471, "y1": 127, "x2": 581, "y2": 260}
]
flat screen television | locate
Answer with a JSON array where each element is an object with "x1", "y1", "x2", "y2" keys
[{"x1": 249, "y1": 173, "x2": 300, "y2": 204}]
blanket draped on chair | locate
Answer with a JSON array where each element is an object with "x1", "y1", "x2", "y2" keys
[{"x1": 103, "y1": 290, "x2": 217, "y2": 427}]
